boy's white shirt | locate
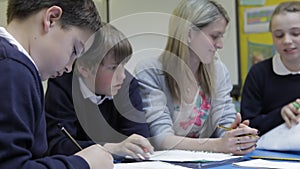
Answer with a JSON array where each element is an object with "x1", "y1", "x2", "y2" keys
[
  {"x1": 78, "y1": 77, "x2": 112, "y2": 105},
  {"x1": 0, "y1": 27, "x2": 38, "y2": 71}
]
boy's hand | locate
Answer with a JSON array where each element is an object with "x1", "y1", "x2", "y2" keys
[
  {"x1": 104, "y1": 134, "x2": 154, "y2": 160},
  {"x1": 76, "y1": 144, "x2": 113, "y2": 169}
]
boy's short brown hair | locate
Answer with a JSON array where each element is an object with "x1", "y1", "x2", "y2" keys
[{"x1": 7, "y1": 0, "x2": 101, "y2": 32}]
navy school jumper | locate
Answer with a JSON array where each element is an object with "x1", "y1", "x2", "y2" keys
[
  {"x1": 45, "y1": 69, "x2": 150, "y2": 156},
  {"x1": 0, "y1": 37, "x2": 90, "y2": 169},
  {"x1": 241, "y1": 58, "x2": 300, "y2": 135}
]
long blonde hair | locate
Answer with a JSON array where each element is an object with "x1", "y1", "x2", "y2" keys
[{"x1": 161, "y1": 0, "x2": 229, "y2": 102}]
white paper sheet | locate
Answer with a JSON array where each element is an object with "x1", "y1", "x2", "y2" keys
[
  {"x1": 233, "y1": 159, "x2": 300, "y2": 169},
  {"x1": 114, "y1": 161, "x2": 189, "y2": 169},
  {"x1": 148, "y1": 150, "x2": 241, "y2": 162},
  {"x1": 256, "y1": 120, "x2": 300, "y2": 151}
]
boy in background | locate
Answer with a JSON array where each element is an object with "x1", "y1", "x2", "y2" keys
[
  {"x1": 45, "y1": 23, "x2": 153, "y2": 160},
  {"x1": 0, "y1": 0, "x2": 113, "y2": 169}
]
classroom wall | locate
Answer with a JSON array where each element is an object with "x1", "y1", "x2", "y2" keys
[
  {"x1": 0, "y1": 1, "x2": 7, "y2": 27},
  {"x1": 108, "y1": 0, "x2": 240, "y2": 88},
  {"x1": 95, "y1": 0, "x2": 108, "y2": 22}
]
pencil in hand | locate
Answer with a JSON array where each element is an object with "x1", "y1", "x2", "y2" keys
[
  {"x1": 57, "y1": 123, "x2": 83, "y2": 150},
  {"x1": 217, "y1": 125, "x2": 258, "y2": 137}
]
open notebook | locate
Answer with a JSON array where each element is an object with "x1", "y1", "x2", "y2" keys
[
  {"x1": 149, "y1": 150, "x2": 242, "y2": 162},
  {"x1": 121, "y1": 150, "x2": 243, "y2": 168},
  {"x1": 119, "y1": 150, "x2": 242, "y2": 168},
  {"x1": 256, "y1": 119, "x2": 300, "y2": 151},
  {"x1": 114, "y1": 161, "x2": 190, "y2": 169}
]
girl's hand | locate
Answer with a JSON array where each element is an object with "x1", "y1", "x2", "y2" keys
[
  {"x1": 281, "y1": 99, "x2": 300, "y2": 128},
  {"x1": 219, "y1": 125, "x2": 259, "y2": 155},
  {"x1": 230, "y1": 112, "x2": 249, "y2": 129}
]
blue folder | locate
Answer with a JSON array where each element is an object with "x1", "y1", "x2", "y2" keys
[{"x1": 166, "y1": 156, "x2": 245, "y2": 168}]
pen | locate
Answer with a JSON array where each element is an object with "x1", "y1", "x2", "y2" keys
[
  {"x1": 293, "y1": 102, "x2": 300, "y2": 109},
  {"x1": 250, "y1": 156, "x2": 300, "y2": 161},
  {"x1": 57, "y1": 123, "x2": 83, "y2": 150},
  {"x1": 217, "y1": 125, "x2": 258, "y2": 137}
]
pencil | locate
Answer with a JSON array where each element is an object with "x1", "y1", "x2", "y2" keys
[
  {"x1": 136, "y1": 153, "x2": 145, "y2": 160},
  {"x1": 217, "y1": 125, "x2": 233, "y2": 131},
  {"x1": 250, "y1": 156, "x2": 300, "y2": 161},
  {"x1": 217, "y1": 125, "x2": 258, "y2": 137},
  {"x1": 57, "y1": 123, "x2": 83, "y2": 150}
]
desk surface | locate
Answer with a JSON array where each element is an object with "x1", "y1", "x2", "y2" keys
[
  {"x1": 204, "y1": 149, "x2": 300, "y2": 169},
  {"x1": 117, "y1": 149, "x2": 300, "y2": 169}
]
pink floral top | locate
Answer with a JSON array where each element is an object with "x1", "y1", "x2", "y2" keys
[{"x1": 172, "y1": 89, "x2": 211, "y2": 138}]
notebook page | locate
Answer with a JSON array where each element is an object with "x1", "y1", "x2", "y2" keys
[
  {"x1": 257, "y1": 118, "x2": 300, "y2": 151},
  {"x1": 149, "y1": 150, "x2": 241, "y2": 162},
  {"x1": 114, "y1": 161, "x2": 190, "y2": 169}
]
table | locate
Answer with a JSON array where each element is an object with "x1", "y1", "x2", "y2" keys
[
  {"x1": 116, "y1": 149, "x2": 300, "y2": 169},
  {"x1": 202, "y1": 149, "x2": 300, "y2": 169}
]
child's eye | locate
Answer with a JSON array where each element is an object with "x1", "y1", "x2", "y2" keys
[
  {"x1": 211, "y1": 35, "x2": 218, "y2": 40},
  {"x1": 210, "y1": 34, "x2": 223, "y2": 40},
  {"x1": 291, "y1": 32, "x2": 300, "y2": 37},
  {"x1": 109, "y1": 66, "x2": 117, "y2": 70},
  {"x1": 274, "y1": 34, "x2": 284, "y2": 38},
  {"x1": 105, "y1": 65, "x2": 117, "y2": 70},
  {"x1": 273, "y1": 31, "x2": 284, "y2": 38}
]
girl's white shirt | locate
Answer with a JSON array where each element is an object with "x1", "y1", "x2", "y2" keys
[
  {"x1": 273, "y1": 52, "x2": 300, "y2": 75},
  {"x1": 78, "y1": 77, "x2": 112, "y2": 105}
]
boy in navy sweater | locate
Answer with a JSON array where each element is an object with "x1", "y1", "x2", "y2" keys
[
  {"x1": 0, "y1": 0, "x2": 113, "y2": 169},
  {"x1": 45, "y1": 23, "x2": 153, "y2": 160}
]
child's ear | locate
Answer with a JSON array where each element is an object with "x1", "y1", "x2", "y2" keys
[
  {"x1": 77, "y1": 64, "x2": 90, "y2": 78},
  {"x1": 43, "y1": 6, "x2": 62, "y2": 33}
]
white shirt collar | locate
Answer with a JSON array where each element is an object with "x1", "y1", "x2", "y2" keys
[
  {"x1": 273, "y1": 52, "x2": 300, "y2": 75},
  {"x1": 0, "y1": 27, "x2": 38, "y2": 70},
  {"x1": 78, "y1": 77, "x2": 113, "y2": 105}
]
